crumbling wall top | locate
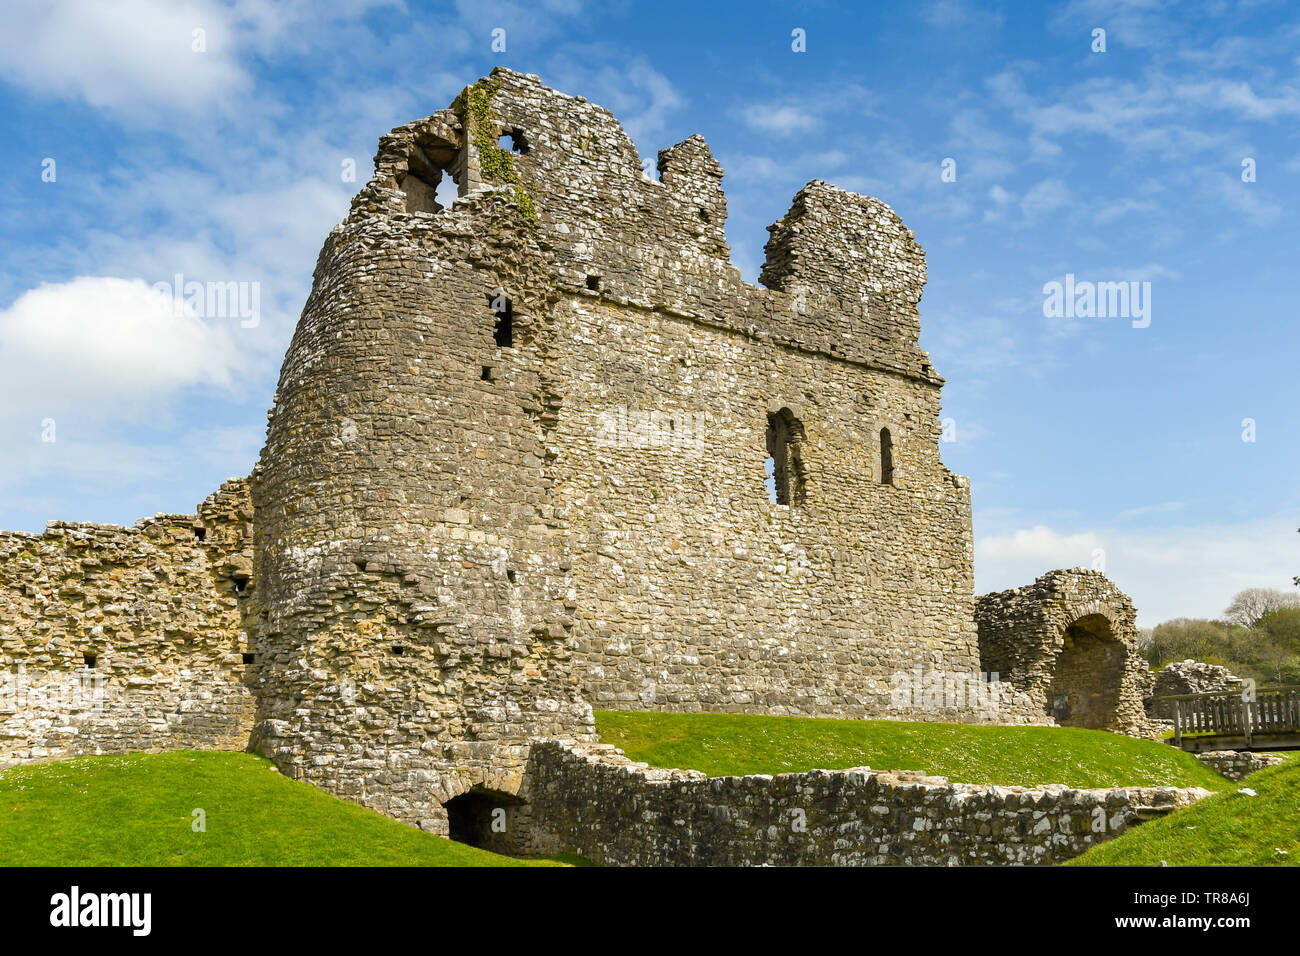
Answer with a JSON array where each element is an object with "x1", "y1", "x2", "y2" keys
[{"x1": 341, "y1": 67, "x2": 940, "y2": 380}]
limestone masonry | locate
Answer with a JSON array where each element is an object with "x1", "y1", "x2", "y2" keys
[{"x1": 0, "y1": 70, "x2": 1200, "y2": 862}]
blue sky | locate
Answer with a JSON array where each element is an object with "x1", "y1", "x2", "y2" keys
[{"x1": 1, "y1": 0, "x2": 1297, "y2": 626}]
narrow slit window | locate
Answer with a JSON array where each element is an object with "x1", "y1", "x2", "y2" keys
[
  {"x1": 880, "y1": 427, "x2": 895, "y2": 485},
  {"x1": 765, "y1": 408, "x2": 806, "y2": 506},
  {"x1": 488, "y1": 291, "x2": 513, "y2": 348}
]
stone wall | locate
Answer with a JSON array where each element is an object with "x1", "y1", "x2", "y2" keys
[
  {"x1": 1194, "y1": 750, "x2": 1284, "y2": 781},
  {"x1": 976, "y1": 570, "x2": 1155, "y2": 736},
  {"x1": 0, "y1": 479, "x2": 257, "y2": 767},
  {"x1": 503, "y1": 740, "x2": 1208, "y2": 866}
]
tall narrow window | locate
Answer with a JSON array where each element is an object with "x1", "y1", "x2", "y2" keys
[
  {"x1": 880, "y1": 427, "x2": 894, "y2": 485},
  {"x1": 488, "y1": 290, "x2": 513, "y2": 347},
  {"x1": 765, "y1": 408, "x2": 806, "y2": 506}
]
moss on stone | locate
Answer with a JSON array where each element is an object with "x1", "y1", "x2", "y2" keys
[{"x1": 459, "y1": 79, "x2": 538, "y2": 226}]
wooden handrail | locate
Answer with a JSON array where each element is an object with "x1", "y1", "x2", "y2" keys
[
  {"x1": 1161, "y1": 686, "x2": 1300, "y2": 746},
  {"x1": 1151, "y1": 684, "x2": 1300, "y2": 703}
]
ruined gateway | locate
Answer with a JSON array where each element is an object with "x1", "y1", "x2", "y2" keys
[{"x1": 0, "y1": 70, "x2": 1162, "y2": 854}]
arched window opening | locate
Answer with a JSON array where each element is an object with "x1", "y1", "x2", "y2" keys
[
  {"x1": 880, "y1": 427, "x2": 895, "y2": 485},
  {"x1": 765, "y1": 408, "x2": 807, "y2": 506}
]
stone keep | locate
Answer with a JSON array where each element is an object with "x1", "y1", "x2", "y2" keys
[{"x1": 249, "y1": 68, "x2": 980, "y2": 826}]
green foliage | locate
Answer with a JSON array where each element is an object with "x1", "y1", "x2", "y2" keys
[
  {"x1": 1069, "y1": 754, "x2": 1300, "y2": 866},
  {"x1": 458, "y1": 79, "x2": 538, "y2": 225},
  {"x1": 0, "y1": 751, "x2": 560, "y2": 867},
  {"x1": 1146, "y1": 612, "x2": 1300, "y2": 686},
  {"x1": 594, "y1": 711, "x2": 1227, "y2": 790}
]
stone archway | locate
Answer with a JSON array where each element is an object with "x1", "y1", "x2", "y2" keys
[
  {"x1": 975, "y1": 569, "x2": 1157, "y2": 737},
  {"x1": 1048, "y1": 613, "x2": 1128, "y2": 729},
  {"x1": 443, "y1": 785, "x2": 525, "y2": 850}
]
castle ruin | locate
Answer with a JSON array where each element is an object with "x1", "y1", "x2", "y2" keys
[{"x1": 0, "y1": 70, "x2": 1160, "y2": 851}]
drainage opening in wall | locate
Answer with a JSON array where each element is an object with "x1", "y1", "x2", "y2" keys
[{"x1": 443, "y1": 786, "x2": 524, "y2": 849}]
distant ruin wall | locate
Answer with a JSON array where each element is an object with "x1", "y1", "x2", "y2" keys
[
  {"x1": 1149, "y1": 660, "x2": 1244, "y2": 719},
  {"x1": 506, "y1": 740, "x2": 1208, "y2": 866},
  {"x1": 0, "y1": 480, "x2": 257, "y2": 767}
]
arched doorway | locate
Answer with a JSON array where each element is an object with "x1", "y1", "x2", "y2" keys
[
  {"x1": 1048, "y1": 613, "x2": 1127, "y2": 729},
  {"x1": 443, "y1": 786, "x2": 525, "y2": 851}
]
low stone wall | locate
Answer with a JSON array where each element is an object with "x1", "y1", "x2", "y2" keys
[
  {"x1": 1195, "y1": 750, "x2": 1284, "y2": 781},
  {"x1": 509, "y1": 740, "x2": 1208, "y2": 866},
  {"x1": 0, "y1": 480, "x2": 257, "y2": 767}
]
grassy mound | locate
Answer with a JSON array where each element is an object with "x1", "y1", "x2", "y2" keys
[
  {"x1": 0, "y1": 750, "x2": 558, "y2": 867},
  {"x1": 1070, "y1": 757, "x2": 1300, "y2": 866},
  {"x1": 594, "y1": 711, "x2": 1228, "y2": 790}
]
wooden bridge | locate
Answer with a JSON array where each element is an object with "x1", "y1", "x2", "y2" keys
[{"x1": 1158, "y1": 685, "x2": 1300, "y2": 752}]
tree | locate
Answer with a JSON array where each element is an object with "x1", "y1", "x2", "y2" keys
[
  {"x1": 1223, "y1": 588, "x2": 1300, "y2": 628},
  {"x1": 1146, "y1": 618, "x2": 1234, "y2": 668}
]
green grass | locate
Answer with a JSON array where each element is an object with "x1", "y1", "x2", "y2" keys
[
  {"x1": 0, "y1": 750, "x2": 560, "y2": 867},
  {"x1": 594, "y1": 711, "x2": 1229, "y2": 790},
  {"x1": 1069, "y1": 758, "x2": 1300, "y2": 866}
]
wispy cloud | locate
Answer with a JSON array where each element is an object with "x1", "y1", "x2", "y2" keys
[{"x1": 977, "y1": 518, "x2": 1300, "y2": 628}]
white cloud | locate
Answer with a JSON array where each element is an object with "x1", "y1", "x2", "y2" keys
[
  {"x1": 739, "y1": 104, "x2": 820, "y2": 135},
  {"x1": 0, "y1": 277, "x2": 245, "y2": 417},
  {"x1": 0, "y1": 0, "x2": 251, "y2": 114},
  {"x1": 546, "y1": 53, "x2": 684, "y2": 152},
  {"x1": 1019, "y1": 178, "x2": 1072, "y2": 222},
  {"x1": 976, "y1": 519, "x2": 1300, "y2": 628}
]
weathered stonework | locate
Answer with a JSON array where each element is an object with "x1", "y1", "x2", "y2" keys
[
  {"x1": 247, "y1": 67, "x2": 987, "y2": 828},
  {"x1": 498, "y1": 740, "x2": 1208, "y2": 866},
  {"x1": 0, "y1": 480, "x2": 256, "y2": 767},
  {"x1": 1194, "y1": 750, "x2": 1283, "y2": 781},
  {"x1": 976, "y1": 569, "x2": 1157, "y2": 737}
]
